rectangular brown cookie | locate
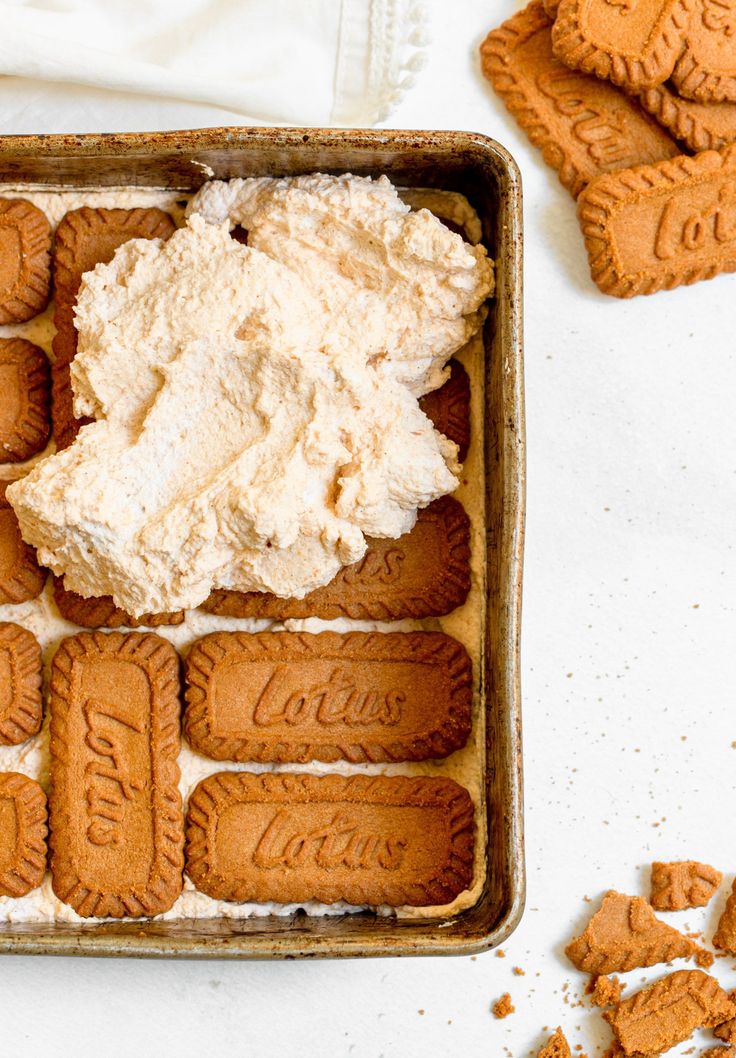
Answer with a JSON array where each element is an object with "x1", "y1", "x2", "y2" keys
[
  {"x1": 0, "y1": 481, "x2": 46, "y2": 604},
  {"x1": 202, "y1": 494, "x2": 471, "y2": 622},
  {"x1": 671, "y1": 2, "x2": 736, "y2": 103},
  {"x1": 0, "y1": 622, "x2": 43, "y2": 746},
  {"x1": 480, "y1": 2, "x2": 680, "y2": 199},
  {"x1": 638, "y1": 82, "x2": 736, "y2": 151},
  {"x1": 0, "y1": 198, "x2": 51, "y2": 325},
  {"x1": 577, "y1": 142, "x2": 736, "y2": 296},
  {"x1": 0, "y1": 338, "x2": 51, "y2": 463},
  {"x1": 52, "y1": 574, "x2": 184, "y2": 630},
  {"x1": 51, "y1": 207, "x2": 176, "y2": 448},
  {"x1": 419, "y1": 359, "x2": 471, "y2": 462},
  {"x1": 49, "y1": 631, "x2": 184, "y2": 918},
  {"x1": 0, "y1": 772, "x2": 47, "y2": 897},
  {"x1": 186, "y1": 772, "x2": 475, "y2": 907},
  {"x1": 551, "y1": 0, "x2": 693, "y2": 90},
  {"x1": 184, "y1": 631, "x2": 472, "y2": 764},
  {"x1": 604, "y1": 969, "x2": 736, "y2": 1055}
]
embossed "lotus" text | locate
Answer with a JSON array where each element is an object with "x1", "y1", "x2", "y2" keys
[
  {"x1": 83, "y1": 698, "x2": 145, "y2": 847},
  {"x1": 654, "y1": 182, "x2": 736, "y2": 259},
  {"x1": 253, "y1": 666, "x2": 404, "y2": 727},
  {"x1": 537, "y1": 71, "x2": 643, "y2": 168},
  {"x1": 253, "y1": 810, "x2": 407, "y2": 870}
]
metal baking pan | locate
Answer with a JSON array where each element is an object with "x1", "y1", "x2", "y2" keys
[{"x1": 0, "y1": 127, "x2": 524, "y2": 958}]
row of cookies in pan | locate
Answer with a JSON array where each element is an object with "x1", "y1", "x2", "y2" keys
[
  {"x1": 0, "y1": 629, "x2": 477, "y2": 915},
  {"x1": 480, "y1": 1, "x2": 736, "y2": 297},
  {"x1": 0, "y1": 477, "x2": 473, "y2": 620}
]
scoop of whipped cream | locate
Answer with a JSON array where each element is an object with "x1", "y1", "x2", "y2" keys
[{"x1": 9, "y1": 174, "x2": 494, "y2": 616}]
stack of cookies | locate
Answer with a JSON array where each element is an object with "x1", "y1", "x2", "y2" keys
[
  {"x1": 0, "y1": 195, "x2": 480, "y2": 919},
  {"x1": 480, "y1": 0, "x2": 736, "y2": 297}
]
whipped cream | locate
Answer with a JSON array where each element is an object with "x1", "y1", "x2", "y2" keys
[{"x1": 8, "y1": 175, "x2": 493, "y2": 617}]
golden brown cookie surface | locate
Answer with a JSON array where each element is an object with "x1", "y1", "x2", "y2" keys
[
  {"x1": 53, "y1": 575, "x2": 184, "y2": 629},
  {"x1": 0, "y1": 771, "x2": 47, "y2": 897},
  {"x1": 184, "y1": 631, "x2": 472, "y2": 764},
  {"x1": 0, "y1": 338, "x2": 51, "y2": 464},
  {"x1": 49, "y1": 631, "x2": 184, "y2": 918},
  {"x1": 480, "y1": 2, "x2": 679, "y2": 199},
  {"x1": 0, "y1": 198, "x2": 51, "y2": 325},
  {"x1": 0, "y1": 481, "x2": 46, "y2": 605},
  {"x1": 0, "y1": 622, "x2": 43, "y2": 747},
  {"x1": 186, "y1": 772, "x2": 475, "y2": 907}
]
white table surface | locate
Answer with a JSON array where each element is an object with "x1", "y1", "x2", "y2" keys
[{"x1": 2, "y1": 2, "x2": 735, "y2": 1055}]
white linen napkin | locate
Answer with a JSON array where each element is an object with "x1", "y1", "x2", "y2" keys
[{"x1": 0, "y1": 0, "x2": 430, "y2": 126}]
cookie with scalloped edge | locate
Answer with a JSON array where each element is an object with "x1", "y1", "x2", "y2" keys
[
  {"x1": 0, "y1": 771, "x2": 47, "y2": 897},
  {"x1": 0, "y1": 481, "x2": 46, "y2": 604},
  {"x1": 0, "y1": 338, "x2": 51, "y2": 464},
  {"x1": 0, "y1": 622, "x2": 43, "y2": 746},
  {"x1": 0, "y1": 198, "x2": 51, "y2": 324}
]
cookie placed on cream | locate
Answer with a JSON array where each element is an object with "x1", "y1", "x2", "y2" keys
[{"x1": 8, "y1": 175, "x2": 494, "y2": 617}]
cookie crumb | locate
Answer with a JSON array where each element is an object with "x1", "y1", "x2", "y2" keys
[
  {"x1": 537, "y1": 1027, "x2": 571, "y2": 1057},
  {"x1": 496, "y1": 948, "x2": 506, "y2": 958},
  {"x1": 513, "y1": 966, "x2": 525, "y2": 976},
  {"x1": 492, "y1": 993, "x2": 515, "y2": 1019},
  {"x1": 587, "y1": 974, "x2": 622, "y2": 1007}
]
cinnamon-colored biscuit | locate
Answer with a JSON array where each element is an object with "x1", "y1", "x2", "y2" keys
[
  {"x1": 185, "y1": 772, "x2": 475, "y2": 907},
  {"x1": 550, "y1": 0, "x2": 694, "y2": 90},
  {"x1": 565, "y1": 890, "x2": 709, "y2": 973},
  {"x1": 538, "y1": 1027, "x2": 571, "y2": 1056},
  {"x1": 0, "y1": 772, "x2": 47, "y2": 897},
  {"x1": 51, "y1": 207, "x2": 176, "y2": 448},
  {"x1": 0, "y1": 338, "x2": 51, "y2": 463},
  {"x1": 714, "y1": 879, "x2": 736, "y2": 954},
  {"x1": 0, "y1": 622, "x2": 43, "y2": 746},
  {"x1": 49, "y1": 631, "x2": 184, "y2": 917},
  {"x1": 0, "y1": 481, "x2": 46, "y2": 604},
  {"x1": 0, "y1": 198, "x2": 51, "y2": 324},
  {"x1": 577, "y1": 143, "x2": 736, "y2": 297},
  {"x1": 52, "y1": 575, "x2": 184, "y2": 630},
  {"x1": 419, "y1": 360, "x2": 471, "y2": 462},
  {"x1": 638, "y1": 82, "x2": 736, "y2": 151},
  {"x1": 604, "y1": 970, "x2": 736, "y2": 1055},
  {"x1": 184, "y1": 631, "x2": 473, "y2": 764},
  {"x1": 588, "y1": 974, "x2": 622, "y2": 1007},
  {"x1": 202, "y1": 495, "x2": 471, "y2": 621},
  {"x1": 704, "y1": 1047, "x2": 736, "y2": 1057},
  {"x1": 650, "y1": 859, "x2": 723, "y2": 910},
  {"x1": 480, "y1": 3, "x2": 680, "y2": 199},
  {"x1": 671, "y1": 0, "x2": 736, "y2": 103},
  {"x1": 543, "y1": 0, "x2": 561, "y2": 16},
  {"x1": 716, "y1": 1005, "x2": 736, "y2": 1043},
  {"x1": 50, "y1": 358, "x2": 92, "y2": 451}
]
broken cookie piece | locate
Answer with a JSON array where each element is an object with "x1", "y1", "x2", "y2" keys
[
  {"x1": 538, "y1": 1027, "x2": 570, "y2": 1057},
  {"x1": 604, "y1": 969, "x2": 736, "y2": 1056},
  {"x1": 588, "y1": 974, "x2": 622, "y2": 1008},
  {"x1": 714, "y1": 880, "x2": 736, "y2": 955},
  {"x1": 566, "y1": 890, "x2": 709, "y2": 974},
  {"x1": 492, "y1": 993, "x2": 515, "y2": 1019},
  {"x1": 650, "y1": 860, "x2": 723, "y2": 911}
]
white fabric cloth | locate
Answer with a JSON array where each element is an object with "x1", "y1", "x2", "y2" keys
[{"x1": 0, "y1": 0, "x2": 430, "y2": 127}]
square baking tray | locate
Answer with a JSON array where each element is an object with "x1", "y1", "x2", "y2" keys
[{"x1": 0, "y1": 126, "x2": 524, "y2": 958}]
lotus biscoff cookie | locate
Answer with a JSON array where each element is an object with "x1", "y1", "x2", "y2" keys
[
  {"x1": 0, "y1": 338, "x2": 51, "y2": 464},
  {"x1": 184, "y1": 631, "x2": 473, "y2": 765},
  {"x1": 203, "y1": 495, "x2": 471, "y2": 622},
  {"x1": 51, "y1": 207, "x2": 176, "y2": 449},
  {"x1": 52, "y1": 575, "x2": 184, "y2": 630},
  {"x1": 0, "y1": 481, "x2": 46, "y2": 605},
  {"x1": 671, "y1": 0, "x2": 736, "y2": 103},
  {"x1": 49, "y1": 631, "x2": 184, "y2": 918},
  {"x1": 480, "y1": 2, "x2": 680, "y2": 199},
  {"x1": 0, "y1": 771, "x2": 47, "y2": 897},
  {"x1": 638, "y1": 82, "x2": 736, "y2": 152},
  {"x1": 0, "y1": 198, "x2": 51, "y2": 325},
  {"x1": 565, "y1": 889, "x2": 710, "y2": 972},
  {"x1": 0, "y1": 622, "x2": 43, "y2": 747},
  {"x1": 650, "y1": 859, "x2": 723, "y2": 910},
  {"x1": 418, "y1": 359, "x2": 471, "y2": 462},
  {"x1": 550, "y1": 0, "x2": 694, "y2": 89},
  {"x1": 577, "y1": 142, "x2": 736, "y2": 296},
  {"x1": 604, "y1": 969, "x2": 736, "y2": 1054},
  {"x1": 186, "y1": 772, "x2": 475, "y2": 907}
]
